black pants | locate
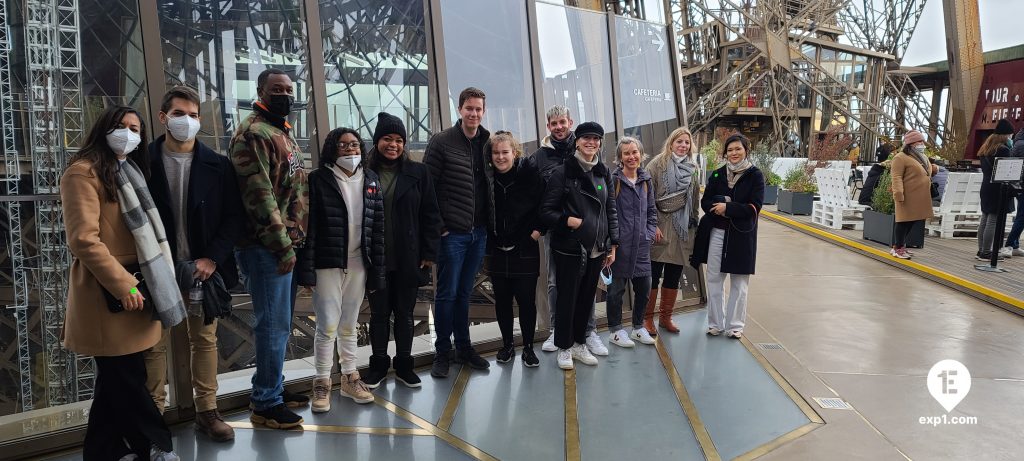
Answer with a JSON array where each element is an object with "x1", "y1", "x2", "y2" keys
[
  {"x1": 650, "y1": 261, "x2": 684, "y2": 289},
  {"x1": 893, "y1": 220, "x2": 921, "y2": 247},
  {"x1": 491, "y1": 275, "x2": 538, "y2": 348},
  {"x1": 84, "y1": 351, "x2": 172, "y2": 461},
  {"x1": 553, "y1": 251, "x2": 604, "y2": 350},
  {"x1": 368, "y1": 271, "x2": 417, "y2": 363}
]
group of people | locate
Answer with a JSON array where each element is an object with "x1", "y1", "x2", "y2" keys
[{"x1": 60, "y1": 70, "x2": 765, "y2": 461}]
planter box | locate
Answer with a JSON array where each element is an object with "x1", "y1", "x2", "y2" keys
[
  {"x1": 777, "y1": 189, "x2": 814, "y2": 215},
  {"x1": 862, "y1": 210, "x2": 925, "y2": 248},
  {"x1": 763, "y1": 185, "x2": 779, "y2": 205}
]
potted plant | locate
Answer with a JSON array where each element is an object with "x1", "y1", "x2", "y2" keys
[
  {"x1": 862, "y1": 169, "x2": 926, "y2": 248},
  {"x1": 778, "y1": 164, "x2": 816, "y2": 215},
  {"x1": 750, "y1": 140, "x2": 782, "y2": 204}
]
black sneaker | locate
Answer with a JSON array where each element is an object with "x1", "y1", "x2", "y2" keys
[
  {"x1": 431, "y1": 353, "x2": 450, "y2": 378},
  {"x1": 395, "y1": 368, "x2": 422, "y2": 388},
  {"x1": 496, "y1": 345, "x2": 515, "y2": 363},
  {"x1": 362, "y1": 368, "x2": 387, "y2": 389},
  {"x1": 282, "y1": 389, "x2": 309, "y2": 408},
  {"x1": 454, "y1": 348, "x2": 490, "y2": 370},
  {"x1": 250, "y1": 403, "x2": 303, "y2": 429},
  {"x1": 521, "y1": 347, "x2": 539, "y2": 368}
]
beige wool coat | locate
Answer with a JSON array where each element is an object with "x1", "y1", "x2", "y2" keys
[
  {"x1": 890, "y1": 152, "x2": 938, "y2": 222},
  {"x1": 60, "y1": 160, "x2": 161, "y2": 357},
  {"x1": 647, "y1": 154, "x2": 700, "y2": 266}
]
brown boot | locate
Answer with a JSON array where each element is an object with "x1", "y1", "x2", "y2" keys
[
  {"x1": 643, "y1": 288, "x2": 658, "y2": 336},
  {"x1": 658, "y1": 288, "x2": 680, "y2": 333},
  {"x1": 195, "y1": 409, "x2": 235, "y2": 442}
]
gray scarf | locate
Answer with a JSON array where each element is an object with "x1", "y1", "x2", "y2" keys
[
  {"x1": 658, "y1": 156, "x2": 696, "y2": 242},
  {"x1": 575, "y1": 150, "x2": 598, "y2": 172},
  {"x1": 115, "y1": 160, "x2": 186, "y2": 328},
  {"x1": 726, "y1": 158, "x2": 753, "y2": 188}
]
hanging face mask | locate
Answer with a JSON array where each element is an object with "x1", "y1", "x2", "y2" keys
[
  {"x1": 106, "y1": 128, "x2": 141, "y2": 157},
  {"x1": 913, "y1": 145, "x2": 927, "y2": 155},
  {"x1": 263, "y1": 94, "x2": 294, "y2": 117},
  {"x1": 600, "y1": 266, "x2": 613, "y2": 286},
  {"x1": 335, "y1": 154, "x2": 361, "y2": 172},
  {"x1": 166, "y1": 115, "x2": 201, "y2": 143}
]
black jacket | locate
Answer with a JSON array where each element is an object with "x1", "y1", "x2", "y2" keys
[
  {"x1": 858, "y1": 164, "x2": 886, "y2": 205},
  {"x1": 369, "y1": 155, "x2": 442, "y2": 276},
  {"x1": 423, "y1": 120, "x2": 490, "y2": 233},
  {"x1": 525, "y1": 136, "x2": 576, "y2": 188},
  {"x1": 295, "y1": 166, "x2": 386, "y2": 290},
  {"x1": 980, "y1": 145, "x2": 1015, "y2": 214},
  {"x1": 148, "y1": 135, "x2": 244, "y2": 288},
  {"x1": 540, "y1": 154, "x2": 620, "y2": 255},
  {"x1": 691, "y1": 165, "x2": 765, "y2": 275},
  {"x1": 484, "y1": 157, "x2": 543, "y2": 277}
]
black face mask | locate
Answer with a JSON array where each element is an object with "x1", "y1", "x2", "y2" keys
[{"x1": 263, "y1": 94, "x2": 294, "y2": 117}]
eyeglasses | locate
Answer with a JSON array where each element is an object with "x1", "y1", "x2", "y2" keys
[{"x1": 338, "y1": 142, "x2": 362, "y2": 150}]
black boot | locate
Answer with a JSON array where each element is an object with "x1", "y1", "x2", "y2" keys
[
  {"x1": 363, "y1": 355, "x2": 390, "y2": 389},
  {"x1": 393, "y1": 356, "x2": 422, "y2": 388}
]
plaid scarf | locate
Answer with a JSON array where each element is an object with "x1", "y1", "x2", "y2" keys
[{"x1": 115, "y1": 160, "x2": 186, "y2": 328}]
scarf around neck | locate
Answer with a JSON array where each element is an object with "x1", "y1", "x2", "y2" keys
[
  {"x1": 575, "y1": 150, "x2": 598, "y2": 172},
  {"x1": 551, "y1": 132, "x2": 576, "y2": 155},
  {"x1": 658, "y1": 155, "x2": 696, "y2": 242},
  {"x1": 726, "y1": 158, "x2": 753, "y2": 188}
]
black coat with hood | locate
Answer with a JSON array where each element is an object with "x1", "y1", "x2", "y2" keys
[
  {"x1": 295, "y1": 165, "x2": 386, "y2": 290},
  {"x1": 539, "y1": 153, "x2": 620, "y2": 256},
  {"x1": 484, "y1": 156, "x2": 543, "y2": 278},
  {"x1": 690, "y1": 165, "x2": 765, "y2": 275}
]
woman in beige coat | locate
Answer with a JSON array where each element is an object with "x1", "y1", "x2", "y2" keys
[
  {"x1": 61, "y1": 106, "x2": 178, "y2": 460},
  {"x1": 889, "y1": 130, "x2": 937, "y2": 259},
  {"x1": 645, "y1": 127, "x2": 701, "y2": 334}
]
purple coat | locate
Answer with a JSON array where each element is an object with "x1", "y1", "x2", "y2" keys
[{"x1": 610, "y1": 167, "x2": 658, "y2": 278}]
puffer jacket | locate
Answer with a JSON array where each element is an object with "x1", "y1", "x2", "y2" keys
[
  {"x1": 423, "y1": 120, "x2": 490, "y2": 233},
  {"x1": 540, "y1": 153, "x2": 620, "y2": 256},
  {"x1": 609, "y1": 167, "x2": 658, "y2": 278},
  {"x1": 296, "y1": 166, "x2": 386, "y2": 290},
  {"x1": 484, "y1": 157, "x2": 543, "y2": 277}
]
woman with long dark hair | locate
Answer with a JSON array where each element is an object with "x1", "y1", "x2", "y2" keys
[
  {"x1": 976, "y1": 120, "x2": 1015, "y2": 260},
  {"x1": 62, "y1": 106, "x2": 185, "y2": 460}
]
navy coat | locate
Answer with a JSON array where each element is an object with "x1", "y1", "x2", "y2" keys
[
  {"x1": 148, "y1": 136, "x2": 244, "y2": 288},
  {"x1": 690, "y1": 165, "x2": 764, "y2": 275},
  {"x1": 609, "y1": 167, "x2": 658, "y2": 278}
]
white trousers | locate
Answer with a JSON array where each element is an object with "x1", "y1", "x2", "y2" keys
[
  {"x1": 313, "y1": 256, "x2": 366, "y2": 376},
  {"x1": 706, "y1": 228, "x2": 750, "y2": 332}
]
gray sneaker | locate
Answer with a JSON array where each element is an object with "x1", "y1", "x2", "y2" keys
[{"x1": 150, "y1": 446, "x2": 180, "y2": 461}]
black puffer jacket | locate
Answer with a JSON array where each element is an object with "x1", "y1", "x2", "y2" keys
[
  {"x1": 296, "y1": 166, "x2": 386, "y2": 290},
  {"x1": 423, "y1": 120, "x2": 490, "y2": 233},
  {"x1": 484, "y1": 157, "x2": 543, "y2": 277},
  {"x1": 540, "y1": 154, "x2": 620, "y2": 255}
]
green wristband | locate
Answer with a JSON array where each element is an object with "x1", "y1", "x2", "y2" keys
[{"x1": 129, "y1": 287, "x2": 139, "y2": 295}]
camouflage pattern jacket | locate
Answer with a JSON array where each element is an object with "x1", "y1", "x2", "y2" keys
[{"x1": 229, "y1": 111, "x2": 309, "y2": 262}]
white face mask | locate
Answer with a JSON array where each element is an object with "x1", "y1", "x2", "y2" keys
[
  {"x1": 166, "y1": 115, "x2": 201, "y2": 142},
  {"x1": 335, "y1": 154, "x2": 361, "y2": 172},
  {"x1": 106, "y1": 128, "x2": 141, "y2": 157},
  {"x1": 913, "y1": 145, "x2": 927, "y2": 155}
]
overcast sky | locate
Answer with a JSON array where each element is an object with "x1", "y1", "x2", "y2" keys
[{"x1": 903, "y1": 0, "x2": 1024, "y2": 66}]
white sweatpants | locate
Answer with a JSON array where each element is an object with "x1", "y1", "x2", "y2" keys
[
  {"x1": 706, "y1": 228, "x2": 750, "y2": 332},
  {"x1": 313, "y1": 256, "x2": 366, "y2": 376}
]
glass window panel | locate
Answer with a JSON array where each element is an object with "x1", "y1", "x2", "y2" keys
[
  {"x1": 438, "y1": 0, "x2": 537, "y2": 142},
  {"x1": 615, "y1": 16, "x2": 677, "y2": 133},
  {"x1": 158, "y1": 1, "x2": 317, "y2": 159},
  {"x1": 537, "y1": 3, "x2": 615, "y2": 132},
  {"x1": 318, "y1": 0, "x2": 431, "y2": 149}
]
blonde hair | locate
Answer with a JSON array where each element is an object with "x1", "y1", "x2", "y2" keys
[
  {"x1": 487, "y1": 130, "x2": 523, "y2": 159},
  {"x1": 615, "y1": 136, "x2": 647, "y2": 165},
  {"x1": 647, "y1": 127, "x2": 696, "y2": 172},
  {"x1": 978, "y1": 133, "x2": 1011, "y2": 157}
]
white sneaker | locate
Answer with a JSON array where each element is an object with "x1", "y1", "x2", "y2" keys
[
  {"x1": 149, "y1": 447, "x2": 180, "y2": 461},
  {"x1": 571, "y1": 344, "x2": 599, "y2": 366},
  {"x1": 1013, "y1": 248, "x2": 1024, "y2": 257},
  {"x1": 999, "y1": 247, "x2": 1014, "y2": 258},
  {"x1": 585, "y1": 331, "x2": 609, "y2": 356},
  {"x1": 557, "y1": 349, "x2": 574, "y2": 369},
  {"x1": 630, "y1": 328, "x2": 656, "y2": 345},
  {"x1": 609, "y1": 329, "x2": 635, "y2": 348},
  {"x1": 542, "y1": 333, "x2": 558, "y2": 352}
]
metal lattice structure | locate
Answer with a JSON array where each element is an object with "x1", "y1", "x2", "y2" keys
[{"x1": 672, "y1": 0, "x2": 939, "y2": 155}]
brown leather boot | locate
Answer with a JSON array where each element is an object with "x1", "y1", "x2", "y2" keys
[
  {"x1": 643, "y1": 288, "x2": 658, "y2": 336},
  {"x1": 196, "y1": 409, "x2": 235, "y2": 442},
  {"x1": 658, "y1": 288, "x2": 680, "y2": 333}
]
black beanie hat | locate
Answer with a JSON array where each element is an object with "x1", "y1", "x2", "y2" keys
[
  {"x1": 574, "y1": 121, "x2": 604, "y2": 139},
  {"x1": 373, "y1": 112, "x2": 407, "y2": 147},
  {"x1": 996, "y1": 118, "x2": 1015, "y2": 135}
]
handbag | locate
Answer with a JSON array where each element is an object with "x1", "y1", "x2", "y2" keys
[
  {"x1": 930, "y1": 182, "x2": 940, "y2": 200},
  {"x1": 101, "y1": 264, "x2": 154, "y2": 313}
]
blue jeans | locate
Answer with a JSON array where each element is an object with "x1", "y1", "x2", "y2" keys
[
  {"x1": 1006, "y1": 194, "x2": 1024, "y2": 249},
  {"x1": 235, "y1": 247, "x2": 293, "y2": 411},
  {"x1": 606, "y1": 276, "x2": 652, "y2": 331},
  {"x1": 434, "y1": 226, "x2": 487, "y2": 354}
]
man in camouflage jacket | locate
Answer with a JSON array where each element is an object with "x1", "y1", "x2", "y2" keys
[{"x1": 229, "y1": 68, "x2": 309, "y2": 430}]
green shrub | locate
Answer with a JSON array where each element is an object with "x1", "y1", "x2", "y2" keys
[
  {"x1": 871, "y1": 169, "x2": 895, "y2": 214},
  {"x1": 701, "y1": 139, "x2": 722, "y2": 174},
  {"x1": 750, "y1": 140, "x2": 781, "y2": 186},
  {"x1": 782, "y1": 164, "x2": 817, "y2": 193}
]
